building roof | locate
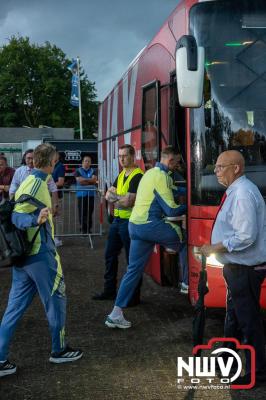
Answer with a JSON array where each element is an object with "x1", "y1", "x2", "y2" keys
[{"x1": 0, "y1": 127, "x2": 74, "y2": 143}]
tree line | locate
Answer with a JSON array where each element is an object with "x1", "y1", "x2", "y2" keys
[{"x1": 0, "y1": 36, "x2": 98, "y2": 138}]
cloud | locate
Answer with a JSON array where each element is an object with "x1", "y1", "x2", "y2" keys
[{"x1": 0, "y1": 0, "x2": 179, "y2": 100}]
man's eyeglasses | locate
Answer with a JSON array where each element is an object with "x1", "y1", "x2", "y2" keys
[{"x1": 214, "y1": 163, "x2": 236, "y2": 172}]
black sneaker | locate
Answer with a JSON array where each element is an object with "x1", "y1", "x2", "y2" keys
[
  {"x1": 0, "y1": 360, "x2": 17, "y2": 377},
  {"x1": 49, "y1": 346, "x2": 83, "y2": 364}
]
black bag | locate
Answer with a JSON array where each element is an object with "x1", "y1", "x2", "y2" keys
[{"x1": 0, "y1": 194, "x2": 46, "y2": 268}]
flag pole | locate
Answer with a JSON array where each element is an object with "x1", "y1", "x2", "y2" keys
[{"x1": 77, "y1": 56, "x2": 83, "y2": 140}]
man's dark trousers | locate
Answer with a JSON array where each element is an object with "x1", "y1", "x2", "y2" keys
[
  {"x1": 223, "y1": 264, "x2": 266, "y2": 374},
  {"x1": 104, "y1": 217, "x2": 141, "y2": 302},
  {"x1": 78, "y1": 196, "x2": 95, "y2": 233}
]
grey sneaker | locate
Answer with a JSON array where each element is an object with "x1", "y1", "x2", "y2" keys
[
  {"x1": 49, "y1": 346, "x2": 83, "y2": 364},
  {"x1": 0, "y1": 360, "x2": 17, "y2": 377},
  {"x1": 105, "y1": 315, "x2": 132, "y2": 329},
  {"x1": 180, "y1": 283, "x2": 189, "y2": 294},
  {"x1": 164, "y1": 247, "x2": 177, "y2": 254}
]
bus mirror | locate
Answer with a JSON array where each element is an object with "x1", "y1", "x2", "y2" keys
[{"x1": 175, "y1": 35, "x2": 205, "y2": 108}]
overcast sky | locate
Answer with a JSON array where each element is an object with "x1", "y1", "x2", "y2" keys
[{"x1": 0, "y1": 0, "x2": 180, "y2": 101}]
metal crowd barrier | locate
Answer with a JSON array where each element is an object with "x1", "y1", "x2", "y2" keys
[{"x1": 54, "y1": 188, "x2": 103, "y2": 249}]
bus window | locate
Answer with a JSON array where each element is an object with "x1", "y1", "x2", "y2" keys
[{"x1": 141, "y1": 82, "x2": 160, "y2": 170}]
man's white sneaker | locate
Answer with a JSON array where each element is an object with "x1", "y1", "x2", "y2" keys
[
  {"x1": 105, "y1": 316, "x2": 132, "y2": 329},
  {"x1": 180, "y1": 282, "x2": 189, "y2": 294},
  {"x1": 54, "y1": 237, "x2": 63, "y2": 247}
]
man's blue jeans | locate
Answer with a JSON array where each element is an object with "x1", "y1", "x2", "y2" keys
[{"x1": 104, "y1": 218, "x2": 131, "y2": 294}]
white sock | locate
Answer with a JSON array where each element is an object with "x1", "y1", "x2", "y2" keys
[{"x1": 109, "y1": 306, "x2": 123, "y2": 320}]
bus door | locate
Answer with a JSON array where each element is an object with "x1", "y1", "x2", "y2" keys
[
  {"x1": 141, "y1": 80, "x2": 165, "y2": 284},
  {"x1": 141, "y1": 81, "x2": 161, "y2": 171},
  {"x1": 159, "y1": 72, "x2": 188, "y2": 287}
]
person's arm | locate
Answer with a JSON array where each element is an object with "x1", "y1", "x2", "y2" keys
[
  {"x1": 47, "y1": 177, "x2": 58, "y2": 193},
  {"x1": 12, "y1": 208, "x2": 39, "y2": 229},
  {"x1": 9, "y1": 169, "x2": 20, "y2": 197},
  {"x1": 56, "y1": 177, "x2": 65, "y2": 188},
  {"x1": 0, "y1": 184, "x2": 10, "y2": 193},
  {"x1": 200, "y1": 193, "x2": 258, "y2": 256},
  {"x1": 56, "y1": 165, "x2": 65, "y2": 188},
  {"x1": 115, "y1": 192, "x2": 137, "y2": 208},
  {"x1": 200, "y1": 242, "x2": 227, "y2": 257},
  {"x1": 105, "y1": 177, "x2": 118, "y2": 201},
  {"x1": 154, "y1": 173, "x2": 187, "y2": 217},
  {"x1": 222, "y1": 194, "x2": 258, "y2": 252},
  {"x1": 76, "y1": 175, "x2": 97, "y2": 185},
  {"x1": 51, "y1": 191, "x2": 59, "y2": 216},
  {"x1": 114, "y1": 174, "x2": 143, "y2": 208},
  {"x1": 47, "y1": 176, "x2": 59, "y2": 215},
  {"x1": 12, "y1": 208, "x2": 50, "y2": 229}
]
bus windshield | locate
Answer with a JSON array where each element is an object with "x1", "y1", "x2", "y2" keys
[{"x1": 189, "y1": 0, "x2": 266, "y2": 205}]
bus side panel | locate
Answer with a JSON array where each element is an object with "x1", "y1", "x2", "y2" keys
[
  {"x1": 188, "y1": 218, "x2": 226, "y2": 307},
  {"x1": 145, "y1": 246, "x2": 162, "y2": 285}
]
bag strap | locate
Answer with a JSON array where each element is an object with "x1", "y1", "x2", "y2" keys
[{"x1": 15, "y1": 194, "x2": 46, "y2": 209}]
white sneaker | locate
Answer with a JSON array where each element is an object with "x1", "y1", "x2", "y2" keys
[
  {"x1": 54, "y1": 237, "x2": 63, "y2": 247},
  {"x1": 180, "y1": 283, "x2": 189, "y2": 294},
  {"x1": 105, "y1": 315, "x2": 132, "y2": 329},
  {"x1": 164, "y1": 247, "x2": 177, "y2": 254}
]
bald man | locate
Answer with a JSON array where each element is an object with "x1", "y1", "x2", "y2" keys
[{"x1": 200, "y1": 150, "x2": 266, "y2": 386}]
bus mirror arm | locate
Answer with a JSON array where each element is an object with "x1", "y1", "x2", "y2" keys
[{"x1": 176, "y1": 35, "x2": 198, "y2": 71}]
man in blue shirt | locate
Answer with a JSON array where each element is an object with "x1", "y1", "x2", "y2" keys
[
  {"x1": 52, "y1": 151, "x2": 65, "y2": 246},
  {"x1": 52, "y1": 151, "x2": 65, "y2": 194},
  {"x1": 75, "y1": 155, "x2": 97, "y2": 234},
  {"x1": 200, "y1": 150, "x2": 266, "y2": 386}
]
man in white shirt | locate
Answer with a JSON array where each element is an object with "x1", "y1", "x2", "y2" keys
[{"x1": 200, "y1": 150, "x2": 266, "y2": 385}]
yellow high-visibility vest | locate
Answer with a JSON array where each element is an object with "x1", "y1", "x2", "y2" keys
[{"x1": 114, "y1": 167, "x2": 143, "y2": 219}]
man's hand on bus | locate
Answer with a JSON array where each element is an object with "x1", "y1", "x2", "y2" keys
[{"x1": 200, "y1": 243, "x2": 227, "y2": 257}]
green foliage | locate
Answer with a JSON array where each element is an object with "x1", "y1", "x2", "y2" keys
[{"x1": 0, "y1": 36, "x2": 98, "y2": 138}]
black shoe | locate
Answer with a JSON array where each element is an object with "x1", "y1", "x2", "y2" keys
[
  {"x1": 92, "y1": 292, "x2": 116, "y2": 301},
  {"x1": 0, "y1": 360, "x2": 17, "y2": 377},
  {"x1": 49, "y1": 345, "x2": 83, "y2": 364}
]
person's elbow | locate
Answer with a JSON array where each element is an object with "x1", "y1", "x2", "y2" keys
[{"x1": 226, "y1": 232, "x2": 257, "y2": 252}]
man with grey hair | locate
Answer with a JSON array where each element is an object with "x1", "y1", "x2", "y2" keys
[
  {"x1": 200, "y1": 150, "x2": 266, "y2": 386},
  {"x1": 0, "y1": 143, "x2": 82, "y2": 378}
]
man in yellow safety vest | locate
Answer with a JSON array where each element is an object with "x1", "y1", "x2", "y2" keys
[{"x1": 92, "y1": 144, "x2": 143, "y2": 304}]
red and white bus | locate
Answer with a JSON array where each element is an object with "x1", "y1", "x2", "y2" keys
[{"x1": 98, "y1": 0, "x2": 266, "y2": 308}]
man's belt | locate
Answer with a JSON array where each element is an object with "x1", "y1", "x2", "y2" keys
[{"x1": 225, "y1": 262, "x2": 266, "y2": 271}]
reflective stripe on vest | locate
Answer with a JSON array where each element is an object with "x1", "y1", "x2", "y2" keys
[{"x1": 114, "y1": 167, "x2": 144, "y2": 219}]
